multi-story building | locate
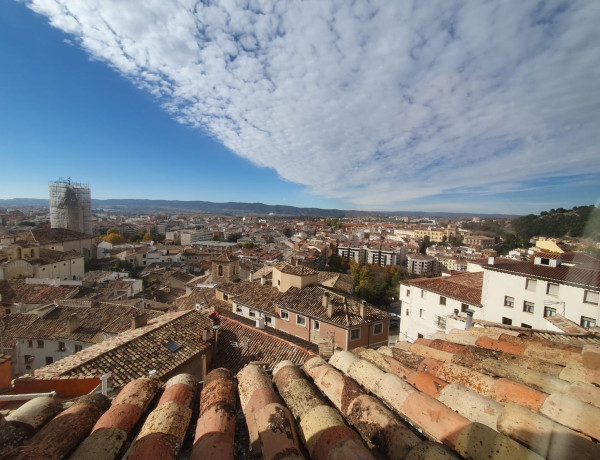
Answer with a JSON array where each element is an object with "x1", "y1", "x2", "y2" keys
[
  {"x1": 407, "y1": 253, "x2": 438, "y2": 275},
  {"x1": 49, "y1": 178, "x2": 92, "y2": 235},
  {"x1": 337, "y1": 242, "x2": 365, "y2": 264},
  {"x1": 413, "y1": 225, "x2": 458, "y2": 243},
  {"x1": 481, "y1": 252, "x2": 599, "y2": 330},
  {"x1": 214, "y1": 262, "x2": 391, "y2": 351},
  {"x1": 399, "y1": 252, "x2": 600, "y2": 341},
  {"x1": 463, "y1": 235, "x2": 495, "y2": 250}
]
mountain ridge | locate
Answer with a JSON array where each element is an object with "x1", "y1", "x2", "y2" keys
[{"x1": 0, "y1": 198, "x2": 519, "y2": 218}]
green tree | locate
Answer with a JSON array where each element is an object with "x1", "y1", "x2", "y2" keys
[{"x1": 419, "y1": 236, "x2": 433, "y2": 254}]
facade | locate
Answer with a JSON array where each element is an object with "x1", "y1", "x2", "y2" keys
[
  {"x1": 481, "y1": 253, "x2": 600, "y2": 330},
  {"x1": 407, "y1": 253, "x2": 438, "y2": 275},
  {"x1": 413, "y1": 225, "x2": 457, "y2": 243},
  {"x1": 214, "y1": 262, "x2": 390, "y2": 351},
  {"x1": 337, "y1": 242, "x2": 365, "y2": 264},
  {"x1": 399, "y1": 252, "x2": 600, "y2": 341},
  {"x1": 399, "y1": 272, "x2": 483, "y2": 341},
  {"x1": 49, "y1": 178, "x2": 92, "y2": 235}
]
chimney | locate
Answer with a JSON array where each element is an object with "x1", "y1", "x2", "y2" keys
[
  {"x1": 140, "y1": 298, "x2": 145, "y2": 312},
  {"x1": 360, "y1": 300, "x2": 366, "y2": 319},
  {"x1": 67, "y1": 313, "x2": 79, "y2": 334},
  {"x1": 201, "y1": 329, "x2": 208, "y2": 341},
  {"x1": 465, "y1": 309, "x2": 475, "y2": 330},
  {"x1": 213, "y1": 325, "x2": 221, "y2": 352},
  {"x1": 249, "y1": 271, "x2": 254, "y2": 282},
  {"x1": 260, "y1": 276, "x2": 265, "y2": 285},
  {"x1": 131, "y1": 312, "x2": 148, "y2": 329}
]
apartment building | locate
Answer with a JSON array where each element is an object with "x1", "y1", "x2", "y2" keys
[
  {"x1": 407, "y1": 253, "x2": 439, "y2": 275},
  {"x1": 399, "y1": 252, "x2": 600, "y2": 341},
  {"x1": 215, "y1": 262, "x2": 391, "y2": 350}
]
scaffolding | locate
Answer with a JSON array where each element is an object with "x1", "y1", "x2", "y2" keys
[{"x1": 49, "y1": 178, "x2": 92, "y2": 235}]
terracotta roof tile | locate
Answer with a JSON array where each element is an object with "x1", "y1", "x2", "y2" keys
[{"x1": 404, "y1": 272, "x2": 483, "y2": 306}]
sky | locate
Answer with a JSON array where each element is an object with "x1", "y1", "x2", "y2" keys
[{"x1": 1, "y1": 1, "x2": 599, "y2": 215}]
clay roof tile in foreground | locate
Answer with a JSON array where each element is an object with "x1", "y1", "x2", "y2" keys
[{"x1": 4, "y1": 320, "x2": 600, "y2": 460}]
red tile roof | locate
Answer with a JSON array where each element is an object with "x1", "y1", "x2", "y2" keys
[{"x1": 403, "y1": 272, "x2": 483, "y2": 306}]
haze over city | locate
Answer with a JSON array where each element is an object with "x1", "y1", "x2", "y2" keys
[{"x1": 1, "y1": 1, "x2": 599, "y2": 215}]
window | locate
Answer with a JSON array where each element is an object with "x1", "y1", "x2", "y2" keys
[
  {"x1": 74, "y1": 344, "x2": 83, "y2": 352},
  {"x1": 584, "y1": 290, "x2": 599, "y2": 305},
  {"x1": 249, "y1": 310, "x2": 256, "y2": 318},
  {"x1": 350, "y1": 328, "x2": 361, "y2": 341},
  {"x1": 546, "y1": 283, "x2": 559, "y2": 296},
  {"x1": 37, "y1": 340, "x2": 44, "y2": 349},
  {"x1": 58, "y1": 341, "x2": 66, "y2": 352},
  {"x1": 419, "y1": 309, "x2": 424, "y2": 318},
  {"x1": 406, "y1": 289, "x2": 410, "y2": 297},
  {"x1": 461, "y1": 303, "x2": 468, "y2": 312},
  {"x1": 265, "y1": 316, "x2": 272, "y2": 326},
  {"x1": 313, "y1": 320, "x2": 320, "y2": 331},
  {"x1": 504, "y1": 296, "x2": 514, "y2": 307},
  {"x1": 440, "y1": 296, "x2": 446, "y2": 305},
  {"x1": 502, "y1": 317, "x2": 512, "y2": 325},
  {"x1": 417, "y1": 333, "x2": 424, "y2": 339},
  {"x1": 374, "y1": 323, "x2": 383, "y2": 335},
  {"x1": 581, "y1": 316, "x2": 596, "y2": 329},
  {"x1": 45, "y1": 356, "x2": 53, "y2": 365},
  {"x1": 223, "y1": 294, "x2": 229, "y2": 301},
  {"x1": 24, "y1": 354, "x2": 33, "y2": 364},
  {"x1": 544, "y1": 307, "x2": 556, "y2": 317},
  {"x1": 27, "y1": 340, "x2": 33, "y2": 348},
  {"x1": 218, "y1": 265, "x2": 223, "y2": 276},
  {"x1": 277, "y1": 280, "x2": 281, "y2": 286},
  {"x1": 236, "y1": 306, "x2": 243, "y2": 314},
  {"x1": 405, "y1": 309, "x2": 409, "y2": 316},
  {"x1": 297, "y1": 315, "x2": 306, "y2": 326},
  {"x1": 421, "y1": 290, "x2": 425, "y2": 298},
  {"x1": 525, "y1": 279, "x2": 537, "y2": 292},
  {"x1": 521, "y1": 323, "x2": 532, "y2": 329},
  {"x1": 280, "y1": 309, "x2": 289, "y2": 320},
  {"x1": 523, "y1": 301, "x2": 535, "y2": 313}
]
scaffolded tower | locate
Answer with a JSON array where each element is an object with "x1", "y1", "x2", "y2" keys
[{"x1": 49, "y1": 178, "x2": 92, "y2": 235}]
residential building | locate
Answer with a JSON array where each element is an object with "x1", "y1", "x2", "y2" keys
[
  {"x1": 399, "y1": 272, "x2": 483, "y2": 341},
  {"x1": 407, "y1": 253, "x2": 438, "y2": 275},
  {"x1": 399, "y1": 252, "x2": 600, "y2": 340},
  {"x1": 212, "y1": 262, "x2": 390, "y2": 351}
]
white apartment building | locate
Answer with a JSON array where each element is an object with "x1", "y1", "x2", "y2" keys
[
  {"x1": 399, "y1": 272, "x2": 484, "y2": 341},
  {"x1": 399, "y1": 252, "x2": 600, "y2": 341}
]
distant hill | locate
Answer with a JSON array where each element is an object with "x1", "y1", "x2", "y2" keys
[
  {"x1": 0, "y1": 197, "x2": 519, "y2": 219},
  {"x1": 512, "y1": 205, "x2": 599, "y2": 240}
]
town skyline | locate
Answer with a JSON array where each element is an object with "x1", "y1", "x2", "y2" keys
[{"x1": 1, "y1": 1, "x2": 599, "y2": 215}]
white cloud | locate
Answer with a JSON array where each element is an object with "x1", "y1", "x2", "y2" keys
[{"x1": 24, "y1": 0, "x2": 600, "y2": 208}]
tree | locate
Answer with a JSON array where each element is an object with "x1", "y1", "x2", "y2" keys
[
  {"x1": 419, "y1": 236, "x2": 433, "y2": 254},
  {"x1": 283, "y1": 228, "x2": 292, "y2": 238}
]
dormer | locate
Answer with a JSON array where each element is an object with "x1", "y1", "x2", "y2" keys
[{"x1": 534, "y1": 252, "x2": 562, "y2": 267}]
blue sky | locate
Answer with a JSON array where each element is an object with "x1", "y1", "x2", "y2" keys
[{"x1": 1, "y1": 1, "x2": 599, "y2": 215}]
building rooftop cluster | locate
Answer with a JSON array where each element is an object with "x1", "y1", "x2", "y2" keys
[{"x1": 1, "y1": 205, "x2": 599, "y2": 458}]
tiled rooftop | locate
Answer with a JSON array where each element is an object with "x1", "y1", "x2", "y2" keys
[
  {"x1": 33, "y1": 310, "x2": 212, "y2": 387},
  {"x1": 26, "y1": 228, "x2": 93, "y2": 243},
  {"x1": 0, "y1": 279, "x2": 79, "y2": 305},
  {"x1": 403, "y1": 272, "x2": 484, "y2": 306},
  {"x1": 3, "y1": 324, "x2": 599, "y2": 459},
  {"x1": 12, "y1": 303, "x2": 163, "y2": 343},
  {"x1": 485, "y1": 256, "x2": 600, "y2": 290},
  {"x1": 273, "y1": 261, "x2": 319, "y2": 275},
  {"x1": 275, "y1": 285, "x2": 391, "y2": 327}
]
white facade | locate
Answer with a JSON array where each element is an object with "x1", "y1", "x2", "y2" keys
[
  {"x1": 398, "y1": 283, "x2": 481, "y2": 342},
  {"x1": 481, "y1": 269, "x2": 598, "y2": 330},
  {"x1": 14, "y1": 337, "x2": 91, "y2": 377},
  {"x1": 398, "y1": 256, "x2": 600, "y2": 342},
  {"x1": 231, "y1": 300, "x2": 276, "y2": 328}
]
